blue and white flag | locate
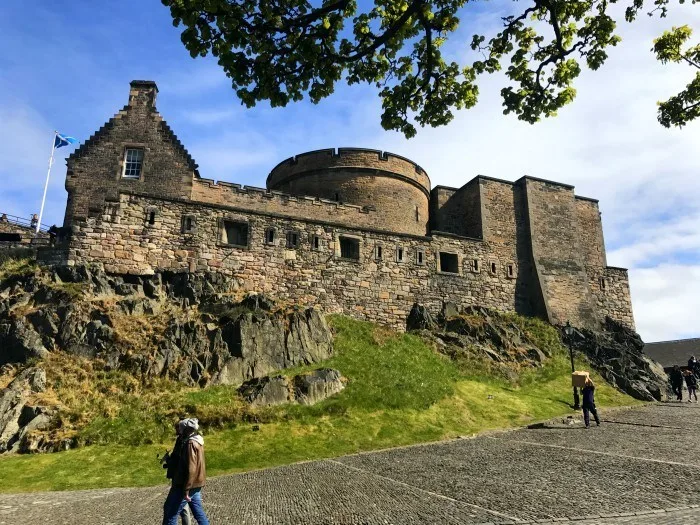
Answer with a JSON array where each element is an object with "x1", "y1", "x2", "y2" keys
[{"x1": 54, "y1": 133, "x2": 78, "y2": 149}]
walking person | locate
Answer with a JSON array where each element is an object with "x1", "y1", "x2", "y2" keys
[
  {"x1": 671, "y1": 365, "x2": 684, "y2": 401},
  {"x1": 163, "y1": 423, "x2": 194, "y2": 525},
  {"x1": 684, "y1": 369, "x2": 698, "y2": 402},
  {"x1": 163, "y1": 418, "x2": 210, "y2": 525},
  {"x1": 581, "y1": 377, "x2": 601, "y2": 428}
]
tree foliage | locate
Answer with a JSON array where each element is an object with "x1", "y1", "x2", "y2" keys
[{"x1": 162, "y1": 0, "x2": 699, "y2": 137}]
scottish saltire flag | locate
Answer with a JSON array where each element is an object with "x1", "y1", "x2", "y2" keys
[{"x1": 54, "y1": 133, "x2": 78, "y2": 149}]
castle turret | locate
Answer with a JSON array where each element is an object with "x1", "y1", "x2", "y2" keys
[{"x1": 267, "y1": 148, "x2": 431, "y2": 236}]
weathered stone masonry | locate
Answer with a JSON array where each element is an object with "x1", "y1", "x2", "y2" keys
[{"x1": 43, "y1": 80, "x2": 635, "y2": 331}]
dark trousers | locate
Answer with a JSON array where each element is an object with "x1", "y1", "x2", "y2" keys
[
  {"x1": 673, "y1": 383, "x2": 683, "y2": 400},
  {"x1": 582, "y1": 405, "x2": 600, "y2": 427}
]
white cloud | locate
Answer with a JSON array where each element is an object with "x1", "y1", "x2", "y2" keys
[{"x1": 630, "y1": 264, "x2": 700, "y2": 341}]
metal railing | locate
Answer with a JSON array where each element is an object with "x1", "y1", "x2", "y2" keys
[{"x1": 0, "y1": 213, "x2": 51, "y2": 233}]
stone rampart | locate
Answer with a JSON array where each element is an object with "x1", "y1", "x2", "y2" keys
[{"x1": 62, "y1": 193, "x2": 528, "y2": 329}]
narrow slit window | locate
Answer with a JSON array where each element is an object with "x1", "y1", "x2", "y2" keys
[
  {"x1": 439, "y1": 252, "x2": 459, "y2": 274},
  {"x1": 490, "y1": 262, "x2": 497, "y2": 274},
  {"x1": 122, "y1": 148, "x2": 144, "y2": 179},
  {"x1": 416, "y1": 249, "x2": 425, "y2": 265},
  {"x1": 286, "y1": 231, "x2": 299, "y2": 248},
  {"x1": 148, "y1": 211, "x2": 155, "y2": 225},
  {"x1": 312, "y1": 235, "x2": 320, "y2": 251},
  {"x1": 265, "y1": 228, "x2": 276, "y2": 245},
  {"x1": 339, "y1": 236, "x2": 360, "y2": 260},
  {"x1": 375, "y1": 245, "x2": 383, "y2": 260},
  {"x1": 181, "y1": 215, "x2": 196, "y2": 233},
  {"x1": 507, "y1": 264, "x2": 515, "y2": 278},
  {"x1": 415, "y1": 205, "x2": 419, "y2": 222},
  {"x1": 396, "y1": 247, "x2": 404, "y2": 263},
  {"x1": 600, "y1": 277, "x2": 607, "y2": 292},
  {"x1": 473, "y1": 259, "x2": 480, "y2": 273},
  {"x1": 221, "y1": 220, "x2": 249, "y2": 247}
]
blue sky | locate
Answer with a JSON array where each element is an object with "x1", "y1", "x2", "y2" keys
[{"x1": 1, "y1": 1, "x2": 698, "y2": 341}]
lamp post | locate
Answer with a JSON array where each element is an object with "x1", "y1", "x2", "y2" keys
[{"x1": 564, "y1": 321, "x2": 580, "y2": 410}]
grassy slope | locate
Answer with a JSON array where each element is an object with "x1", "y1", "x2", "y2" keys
[{"x1": 0, "y1": 316, "x2": 637, "y2": 493}]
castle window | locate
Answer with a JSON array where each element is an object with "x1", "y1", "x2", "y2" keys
[
  {"x1": 396, "y1": 247, "x2": 404, "y2": 263},
  {"x1": 181, "y1": 215, "x2": 196, "y2": 234},
  {"x1": 600, "y1": 276, "x2": 607, "y2": 292},
  {"x1": 145, "y1": 207, "x2": 158, "y2": 227},
  {"x1": 122, "y1": 148, "x2": 144, "y2": 179},
  {"x1": 439, "y1": 252, "x2": 459, "y2": 274},
  {"x1": 286, "y1": 231, "x2": 300, "y2": 249},
  {"x1": 506, "y1": 263, "x2": 516, "y2": 279},
  {"x1": 220, "y1": 220, "x2": 248, "y2": 247},
  {"x1": 471, "y1": 259, "x2": 480, "y2": 273},
  {"x1": 312, "y1": 235, "x2": 321, "y2": 251},
  {"x1": 265, "y1": 228, "x2": 276, "y2": 245},
  {"x1": 489, "y1": 261, "x2": 498, "y2": 275},
  {"x1": 375, "y1": 245, "x2": 383, "y2": 260},
  {"x1": 339, "y1": 236, "x2": 360, "y2": 260},
  {"x1": 415, "y1": 205, "x2": 419, "y2": 222},
  {"x1": 416, "y1": 249, "x2": 425, "y2": 266}
]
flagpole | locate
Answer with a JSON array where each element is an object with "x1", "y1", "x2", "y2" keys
[{"x1": 36, "y1": 131, "x2": 57, "y2": 234}]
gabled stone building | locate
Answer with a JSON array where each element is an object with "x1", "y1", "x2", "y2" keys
[{"x1": 46, "y1": 80, "x2": 634, "y2": 331}]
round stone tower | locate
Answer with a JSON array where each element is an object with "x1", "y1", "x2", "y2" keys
[{"x1": 266, "y1": 148, "x2": 430, "y2": 236}]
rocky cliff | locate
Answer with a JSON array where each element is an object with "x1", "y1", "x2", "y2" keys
[
  {"x1": 0, "y1": 263, "x2": 336, "y2": 453},
  {"x1": 407, "y1": 302, "x2": 669, "y2": 401}
]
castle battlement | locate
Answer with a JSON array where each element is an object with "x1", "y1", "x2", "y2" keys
[{"x1": 46, "y1": 80, "x2": 635, "y2": 332}]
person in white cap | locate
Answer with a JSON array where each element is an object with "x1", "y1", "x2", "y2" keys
[{"x1": 162, "y1": 418, "x2": 209, "y2": 525}]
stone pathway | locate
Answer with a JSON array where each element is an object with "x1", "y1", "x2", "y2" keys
[{"x1": 3, "y1": 403, "x2": 700, "y2": 524}]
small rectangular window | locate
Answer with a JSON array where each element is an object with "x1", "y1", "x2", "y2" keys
[
  {"x1": 439, "y1": 252, "x2": 459, "y2": 274},
  {"x1": 148, "y1": 211, "x2": 156, "y2": 225},
  {"x1": 181, "y1": 215, "x2": 196, "y2": 233},
  {"x1": 599, "y1": 277, "x2": 607, "y2": 292},
  {"x1": 339, "y1": 236, "x2": 360, "y2": 260},
  {"x1": 122, "y1": 148, "x2": 144, "y2": 179},
  {"x1": 472, "y1": 259, "x2": 480, "y2": 273},
  {"x1": 221, "y1": 220, "x2": 248, "y2": 247},
  {"x1": 490, "y1": 261, "x2": 498, "y2": 274},
  {"x1": 416, "y1": 249, "x2": 425, "y2": 265},
  {"x1": 396, "y1": 247, "x2": 404, "y2": 263},
  {"x1": 265, "y1": 228, "x2": 276, "y2": 245},
  {"x1": 312, "y1": 235, "x2": 321, "y2": 251},
  {"x1": 507, "y1": 263, "x2": 515, "y2": 278},
  {"x1": 375, "y1": 245, "x2": 383, "y2": 260},
  {"x1": 286, "y1": 231, "x2": 299, "y2": 249}
]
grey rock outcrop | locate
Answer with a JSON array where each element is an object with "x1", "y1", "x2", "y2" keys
[
  {"x1": 0, "y1": 265, "x2": 334, "y2": 388},
  {"x1": 410, "y1": 304, "x2": 550, "y2": 368},
  {"x1": 293, "y1": 369, "x2": 345, "y2": 406},
  {"x1": 566, "y1": 317, "x2": 669, "y2": 402},
  {"x1": 0, "y1": 367, "x2": 59, "y2": 454},
  {"x1": 239, "y1": 368, "x2": 345, "y2": 407}
]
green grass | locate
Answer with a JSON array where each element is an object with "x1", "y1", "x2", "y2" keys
[{"x1": 0, "y1": 315, "x2": 639, "y2": 493}]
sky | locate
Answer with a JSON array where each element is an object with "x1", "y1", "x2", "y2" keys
[{"x1": 0, "y1": 1, "x2": 698, "y2": 342}]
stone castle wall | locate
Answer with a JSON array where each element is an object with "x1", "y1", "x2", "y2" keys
[
  {"x1": 46, "y1": 80, "x2": 636, "y2": 332},
  {"x1": 62, "y1": 192, "x2": 526, "y2": 329}
]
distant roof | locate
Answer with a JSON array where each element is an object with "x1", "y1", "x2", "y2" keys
[{"x1": 644, "y1": 338, "x2": 700, "y2": 368}]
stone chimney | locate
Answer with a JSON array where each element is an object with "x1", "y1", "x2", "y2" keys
[{"x1": 128, "y1": 80, "x2": 158, "y2": 109}]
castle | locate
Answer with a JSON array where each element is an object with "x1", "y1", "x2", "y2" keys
[{"x1": 41, "y1": 80, "x2": 634, "y2": 331}]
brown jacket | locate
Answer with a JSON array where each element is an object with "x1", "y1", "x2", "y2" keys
[{"x1": 175, "y1": 434, "x2": 206, "y2": 491}]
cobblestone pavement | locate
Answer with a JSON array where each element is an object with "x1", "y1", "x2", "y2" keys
[{"x1": 4, "y1": 403, "x2": 700, "y2": 524}]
